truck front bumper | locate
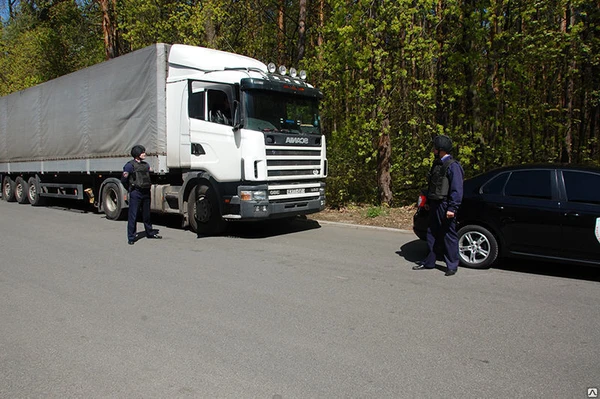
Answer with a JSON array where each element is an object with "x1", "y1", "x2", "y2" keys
[{"x1": 225, "y1": 183, "x2": 325, "y2": 220}]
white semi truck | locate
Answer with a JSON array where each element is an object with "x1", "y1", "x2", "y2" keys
[{"x1": 0, "y1": 44, "x2": 326, "y2": 235}]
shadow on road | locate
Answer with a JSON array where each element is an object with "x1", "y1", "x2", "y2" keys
[
  {"x1": 396, "y1": 239, "x2": 428, "y2": 263},
  {"x1": 223, "y1": 217, "x2": 322, "y2": 239},
  {"x1": 40, "y1": 198, "x2": 321, "y2": 238},
  {"x1": 397, "y1": 238, "x2": 600, "y2": 282},
  {"x1": 136, "y1": 208, "x2": 322, "y2": 239},
  {"x1": 494, "y1": 258, "x2": 600, "y2": 282}
]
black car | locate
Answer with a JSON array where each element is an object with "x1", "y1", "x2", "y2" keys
[{"x1": 413, "y1": 164, "x2": 600, "y2": 268}]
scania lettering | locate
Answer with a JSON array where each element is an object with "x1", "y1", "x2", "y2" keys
[{"x1": 0, "y1": 44, "x2": 327, "y2": 236}]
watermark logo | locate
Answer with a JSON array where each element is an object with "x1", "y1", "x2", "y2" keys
[{"x1": 588, "y1": 387, "x2": 598, "y2": 398}]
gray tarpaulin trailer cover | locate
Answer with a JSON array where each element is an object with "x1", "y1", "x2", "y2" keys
[{"x1": 0, "y1": 44, "x2": 168, "y2": 171}]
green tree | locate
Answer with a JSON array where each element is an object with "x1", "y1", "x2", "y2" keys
[{"x1": 0, "y1": 0, "x2": 103, "y2": 95}]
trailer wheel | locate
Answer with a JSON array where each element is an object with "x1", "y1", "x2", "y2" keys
[
  {"x1": 14, "y1": 177, "x2": 30, "y2": 204},
  {"x1": 2, "y1": 176, "x2": 16, "y2": 202},
  {"x1": 188, "y1": 184, "x2": 225, "y2": 236},
  {"x1": 27, "y1": 177, "x2": 44, "y2": 206},
  {"x1": 102, "y1": 182, "x2": 125, "y2": 220}
]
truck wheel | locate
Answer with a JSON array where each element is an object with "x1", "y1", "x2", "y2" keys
[
  {"x1": 102, "y1": 182, "x2": 125, "y2": 220},
  {"x1": 14, "y1": 177, "x2": 30, "y2": 204},
  {"x1": 27, "y1": 177, "x2": 44, "y2": 206},
  {"x1": 458, "y1": 225, "x2": 498, "y2": 269},
  {"x1": 2, "y1": 176, "x2": 16, "y2": 202},
  {"x1": 188, "y1": 184, "x2": 226, "y2": 236}
]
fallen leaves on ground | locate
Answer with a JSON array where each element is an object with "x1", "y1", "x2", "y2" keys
[{"x1": 308, "y1": 205, "x2": 415, "y2": 231}]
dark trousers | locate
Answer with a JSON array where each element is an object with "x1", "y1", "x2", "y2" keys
[
  {"x1": 423, "y1": 200, "x2": 459, "y2": 271},
  {"x1": 127, "y1": 189, "x2": 153, "y2": 241}
]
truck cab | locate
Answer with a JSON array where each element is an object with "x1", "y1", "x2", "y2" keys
[{"x1": 162, "y1": 45, "x2": 326, "y2": 235}]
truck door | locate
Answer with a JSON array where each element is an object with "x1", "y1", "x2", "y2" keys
[{"x1": 188, "y1": 81, "x2": 241, "y2": 182}]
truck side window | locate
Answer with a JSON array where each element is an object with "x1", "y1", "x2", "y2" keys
[
  {"x1": 208, "y1": 90, "x2": 232, "y2": 126},
  {"x1": 189, "y1": 91, "x2": 205, "y2": 120}
]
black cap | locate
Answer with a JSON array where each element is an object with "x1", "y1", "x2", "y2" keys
[
  {"x1": 433, "y1": 135, "x2": 452, "y2": 153},
  {"x1": 131, "y1": 145, "x2": 146, "y2": 159}
]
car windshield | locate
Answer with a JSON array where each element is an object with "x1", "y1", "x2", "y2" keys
[{"x1": 243, "y1": 89, "x2": 321, "y2": 134}]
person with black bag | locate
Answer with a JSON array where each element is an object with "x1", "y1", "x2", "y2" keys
[
  {"x1": 413, "y1": 135, "x2": 464, "y2": 276},
  {"x1": 121, "y1": 145, "x2": 162, "y2": 245}
]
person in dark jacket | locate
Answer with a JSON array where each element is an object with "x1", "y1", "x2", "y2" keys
[
  {"x1": 413, "y1": 135, "x2": 464, "y2": 276},
  {"x1": 121, "y1": 145, "x2": 162, "y2": 245}
]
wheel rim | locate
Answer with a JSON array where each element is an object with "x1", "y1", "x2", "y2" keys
[
  {"x1": 15, "y1": 183, "x2": 23, "y2": 199},
  {"x1": 3, "y1": 181, "x2": 9, "y2": 197},
  {"x1": 105, "y1": 189, "x2": 118, "y2": 213},
  {"x1": 196, "y1": 195, "x2": 211, "y2": 223},
  {"x1": 28, "y1": 183, "x2": 37, "y2": 200},
  {"x1": 459, "y1": 231, "x2": 491, "y2": 265}
]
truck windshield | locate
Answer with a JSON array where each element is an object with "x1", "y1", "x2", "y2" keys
[{"x1": 244, "y1": 90, "x2": 321, "y2": 134}]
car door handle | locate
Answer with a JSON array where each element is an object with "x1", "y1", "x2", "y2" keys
[
  {"x1": 564, "y1": 212, "x2": 580, "y2": 217},
  {"x1": 493, "y1": 205, "x2": 504, "y2": 211}
]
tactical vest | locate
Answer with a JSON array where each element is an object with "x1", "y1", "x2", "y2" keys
[
  {"x1": 129, "y1": 160, "x2": 152, "y2": 189},
  {"x1": 427, "y1": 158, "x2": 456, "y2": 200}
]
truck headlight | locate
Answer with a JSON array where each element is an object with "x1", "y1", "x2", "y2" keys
[{"x1": 240, "y1": 190, "x2": 267, "y2": 201}]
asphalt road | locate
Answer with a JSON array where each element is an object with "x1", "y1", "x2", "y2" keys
[{"x1": 1, "y1": 199, "x2": 599, "y2": 398}]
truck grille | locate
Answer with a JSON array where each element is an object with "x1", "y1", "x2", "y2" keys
[
  {"x1": 265, "y1": 144, "x2": 324, "y2": 203},
  {"x1": 265, "y1": 145, "x2": 322, "y2": 180}
]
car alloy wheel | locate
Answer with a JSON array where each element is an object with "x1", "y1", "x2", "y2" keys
[{"x1": 458, "y1": 225, "x2": 499, "y2": 269}]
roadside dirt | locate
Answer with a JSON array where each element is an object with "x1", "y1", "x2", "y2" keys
[{"x1": 307, "y1": 204, "x2": 416, "y2": 231}]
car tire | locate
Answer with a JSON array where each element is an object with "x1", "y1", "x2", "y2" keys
[{"x1": 458, "y1": 225, "x2": 498, "y2": 269}]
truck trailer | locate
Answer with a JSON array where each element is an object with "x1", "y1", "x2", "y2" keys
[{"x1": 0, "y1": 43, "x2": 327, "y2": 235}]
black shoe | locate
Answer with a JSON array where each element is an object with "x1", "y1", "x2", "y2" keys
[
  {"x1": 128, "y1": 240, "x2": 135, "y2": 245},
  {"x1": 412, "y1": 264, "x2": 434, "y2": 270},
  {"x1": 445, "y1": 269, "x2": 457, "y2": 276},
  {"x1": 147, "y1": 234, "x2": 162, "y2": 239}
]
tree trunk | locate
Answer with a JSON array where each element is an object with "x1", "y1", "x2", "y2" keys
[
  {"x1": 98, "y1": 0, "x2": 119, "y2": 60},
  {"x1": 377, "y1": 113, "x2": 393, "y2": 205},
  {"x1": 318, "y1": 0, "x2": 324, "y2": 49},
  {"x1": 435, "y1": 0, "x2": 449, "y2": 128},
  {"x1": 7, "y1": 0, "x2": 17, "y2": 19},
  {"x1": 277, "y1": 0, "x2": 285, "y2": 65},
  {"x1": 371, "y1": 2, "x2": 392, "y2": 205},
  {"x1": 296, "y1": 0, "x2": 307, "y2": 63},
  {"x1": 561, "y1": 2, "x2": 574, "y2": 163},
  {"x1": 205, "y1": 6, "x2": 216, "y2": 46}
]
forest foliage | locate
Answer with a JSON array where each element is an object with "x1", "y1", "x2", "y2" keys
[{"x1": 1, "y1": 0, "x2": 598, "y2": 207}]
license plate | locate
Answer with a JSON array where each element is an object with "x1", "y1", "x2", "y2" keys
[{"x1": 287, "y1": 188, "x2": 305, "y2": 195}]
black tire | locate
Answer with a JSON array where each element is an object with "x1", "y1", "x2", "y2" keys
[
  {"x1": 458, "y1": 225, "x2": 499, "y2": 269},
  {"x1": 14, "y1": 177, "x2": 30, "y2": 204},
  {"x1": 102, "y1": 182, "x2": 125, "y2": 220},
  {"x1": 188, "y1": 184, "x2": 226, "y2": 236},
  {"x1": 27, "y1": 177, "x2": 44, "y2": 206},
  {"x1": 2, "y1": 176, "x2": 16, "y2": 202}
]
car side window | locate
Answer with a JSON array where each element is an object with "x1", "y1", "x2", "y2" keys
[
  {"x1": 481, "y1": 172, "x2": 509, "y2": 195},
  {"x1": 563, "y1": 171, "x2": 600, "y2": 205},
  {"x1": 504, "y1": 170, "x2": 552, "y2": 199}
]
